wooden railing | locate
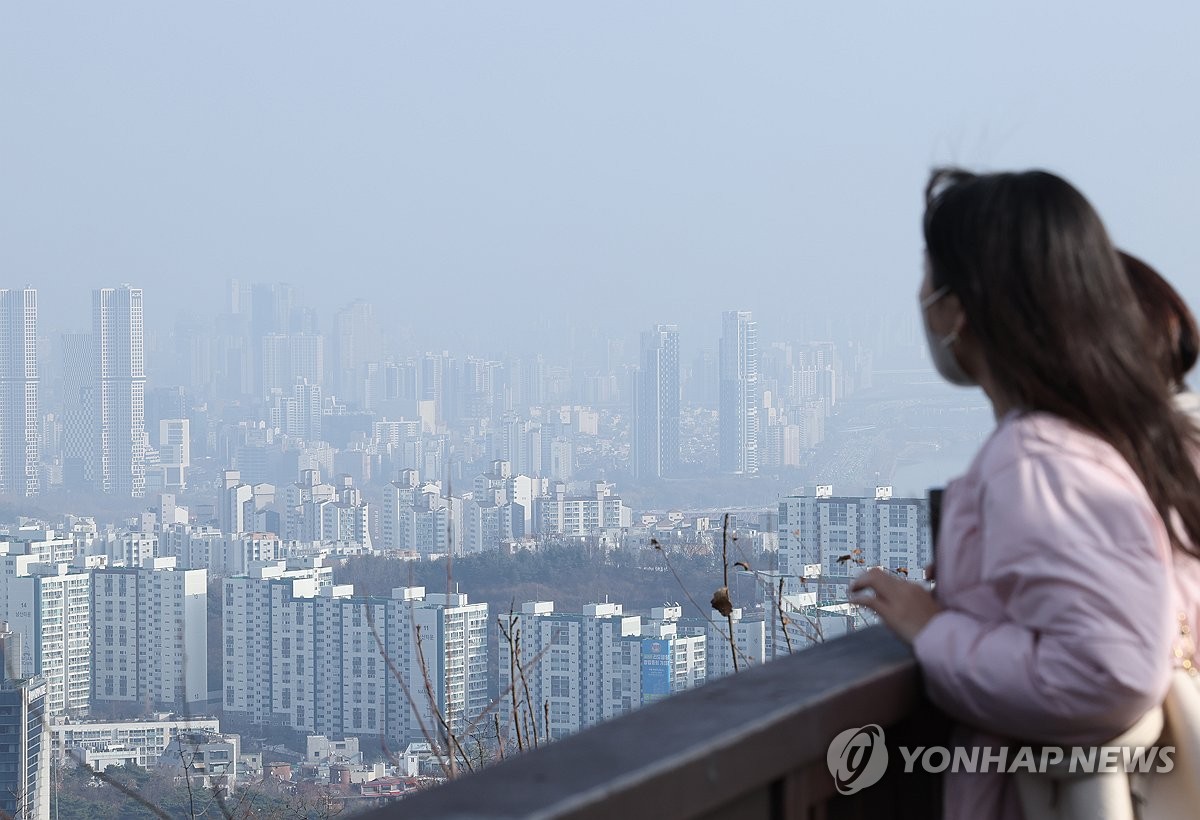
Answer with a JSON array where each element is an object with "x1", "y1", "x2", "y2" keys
[{"x1": 366, "y1": 627, "x2": 947, "y2": 819}]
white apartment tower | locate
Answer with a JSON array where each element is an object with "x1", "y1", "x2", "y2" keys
[
  {"x1": 632, "y1": 324, "x2": 679, "y2": 480},
  {"x1": 778, "y1": 486, "x2": 931, "y2": 592},
  {"x1": 498, "y1": 602, "x2": 705, "y2": 744},
  {"x1": 332, "y1": 300, "x2": 381, "y2": 401},
  {"x1": 157, "y1": 418, "x2": 190, "y2": 490},
  {"x1": 707, "y1": 608, "x2": 766, "y2": 679},
  {"x1": 92, "y1": 559, "x2": 208, "y2": 710},
  {"x1": 719, "y1": 310, "x2": 759, "y2": 474},
  {"x1": 223, "y1": 566, "x2": 487, "y2": 746},
  {"x1": 0, "y1": 556, "x2": 92, "y2": 716},
  {"x1": 0, "y1": 289, "x2": 39, "y2": 497},
  {"x1": 0, "y1": 291, "x2": 38, "y2": 497},
  {"x1": 93, "y1": 286, "x2": 146, "y2": 497}
]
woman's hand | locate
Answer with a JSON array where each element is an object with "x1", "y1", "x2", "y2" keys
[{"x1": 849, "y1": 567, "x2": 943, "y2": 644}]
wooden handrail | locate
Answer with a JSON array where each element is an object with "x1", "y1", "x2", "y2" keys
[{"x1": 364, "y1": 627, "x2": 946, "y2": 819}]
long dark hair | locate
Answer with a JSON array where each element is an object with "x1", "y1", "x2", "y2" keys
[
  {"x1": 924, "y1": 168, "x2": 1200, "y2": 556},
  {"x1": 1121, "y1": 250, "x2": 1199, "y2": 389}
]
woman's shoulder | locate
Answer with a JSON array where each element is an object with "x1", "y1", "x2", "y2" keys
[
  {"x1": 971, "y1": 411, "x2": 1145, "y2": 495},
  {"x1": 965, "y1": 412, "x2": 1164, "y2": 549}
]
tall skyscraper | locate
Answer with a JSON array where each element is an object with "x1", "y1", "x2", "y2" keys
[
  {"x1": 61, "y1": 333, "x2": 94, "y2": 487},
  {"x1": 0, "y1": 289, "x2": 39, "y2": 497},
  {"x1": 719, "y1": 310, "x2": 759, "y2": 474},
  {"x1": 250, "y1": 282, "x2": 295, "y2": 395},
  {"x1": 93, "y1": 286, "x2": 146, "y2": 497},
  {"x1": 632, "y1": 324, "x2": 680, "y2": 480},
  {"x1": 332, "y1": 299, "x2": 381, "y2": 402}
]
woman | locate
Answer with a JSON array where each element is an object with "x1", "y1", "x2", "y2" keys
[
  {"x1": 1122, "y1": 249, "x2": 1200, "y2": 420},
  {"x1": 850, "y1": 169, "x2": 1200, "y2": 819}
]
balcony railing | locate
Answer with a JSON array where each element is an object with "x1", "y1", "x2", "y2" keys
[{"x1": 368, "y1": 627, "x2": 947, "y2": 819}]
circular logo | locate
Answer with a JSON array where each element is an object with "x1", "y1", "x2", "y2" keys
[{"x1": 826, "y1": 724, "x2": 888, "y2": 795}]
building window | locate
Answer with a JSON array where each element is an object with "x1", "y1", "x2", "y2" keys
[{"x1": 550, "y1": 675, "x2": 570, "y2": 698}]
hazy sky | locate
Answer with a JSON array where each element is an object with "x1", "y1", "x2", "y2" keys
[{"x1": 3, "y1": 2, "x2": 1198, "y2": 352}]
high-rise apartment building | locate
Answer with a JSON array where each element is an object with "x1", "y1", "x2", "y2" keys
[
  {"x1": 93, "y1": 286, "x2": 146, "y2": 497},
  {"x1": 223, "y1": 564, "x2": 487, "y2": 746},
  {"x1": 0, "y1": 289, "x2": 39, "y2": 497},
  {"x1": 498, "y1": 602, "x2": 704, "y2": 743},
  {"x1": 532, "y1": 481, "x2": 631, "y2": 536},
  {"x1": 261, "y1": 334, "x2": 325, "y2": 396},
  {"x1": 0, "y1": 557, "x2": 92, "y2": 716},
  {"x1": 92, "y1": 559, "x2": 208, "y2": 711},
  {"x1": 707, "y1": 607, "x2": 766, "y2": 679},
  {"x1": 632, "y1": 324, "x2": 680, "y2": 480},
  {"x1": 777, "y1": 486, "x2": 930, "y2": 591},
  {"x1": 332, "y1": 300, "x2": 381, "y2": 402},
  {"x1": 60, "y1": 332, "x2": 93, "y2": 488},
  {"x1": 719, "y1": 310, "x2": 759, "y2": 474},
  {"x1": 157, "y1": 418, "x2": 190, "y2": 490}
]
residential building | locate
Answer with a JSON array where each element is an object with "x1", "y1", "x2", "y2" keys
[
  {"x1": 0, "y1": 558, "x2": 91, "y2": 716},
  {"x1": 93, "y1": 286, "x2": 146, "y2": 497},
  {"x1": 332, "y1": 300, "x2": 380, "y2": 402},
  {"x1": 706, "y1": 608, "x2": 767, "y2": 679},
  {"x1": 0, "y1": 288, "x2": 39, "y2": 497},
  {"x1": 719, "y1": 310, "x2": 759, "y2": 474},
  {"x1": 533, "y1": 481, "x2": 631, "y2": 537},
  {"x1": 60, "y1": 332, "x2": 93, "y2": 489},
  {"x1": 157, "y1": 418, "x2": 190, "y2": 490},
  {"x1": 777, "y1": 486, "x2": 930, "y2": 593},
  {"x1": 92, "y1": 559, "x2": 208, "y2": 710},
  {"x1": 1, "y1": 528, "x2": 74, "y2": 564},
  {"x1": 222, "y1": 569, "x2": 487, "y2": 747},
  {"x1": 632, "y1": 324, "x2": 679, "y2": 480},
  {"x1": 498, "y1": 601, "x2": 704, "y2": 744}
]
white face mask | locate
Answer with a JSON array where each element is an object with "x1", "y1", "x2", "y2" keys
[{"x1": 920, "y1": 285, "x2": 976, "y2": 386}]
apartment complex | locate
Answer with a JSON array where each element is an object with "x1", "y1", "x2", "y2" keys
[
  {"x1": 223, "y1": 561, "x2": 487, "y2": 746},
  {"x1": 778, "y1": 486, "x2": 931, "y2": 591},
  {"x1": 92, "y1": 559, "x2": 208, "y2": 710},
  {"x1": 498, "y1": 602, "x2": 705, "y2": 743}
]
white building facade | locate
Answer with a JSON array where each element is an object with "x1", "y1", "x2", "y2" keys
[
  {"x1": 92, "y1": 559, "x2": 208, "y2": 710},
  {"x1": 223, "y1": 564, "x2": 487, "y2": 747},
  {"x1": 93, "y1": 286, "x2": 146, "y2": 497},
  {"x1": 0, "y1": 288, "x2": 39, "y2": 497}
]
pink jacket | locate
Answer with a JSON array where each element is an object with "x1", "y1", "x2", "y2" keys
[{"x1": 912, "y1": 411, "x2": 1177, "y2": 820}]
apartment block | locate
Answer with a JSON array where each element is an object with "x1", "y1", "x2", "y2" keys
[
  {"x1": 223, "y1": 563, "x2": 486, "y2": 746},
  {"x1": 498, "y1": 602, "x2": 704, "y2": 744},
  {"x1": 92, "y1": 559, "x2": 207, "y2": 710},
  {"x1": 0, "y1": 557, "x2": 91, "y2": 716},
  {"x1": 778, "y1": 485, "x2": 930, "y2": 592}
]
